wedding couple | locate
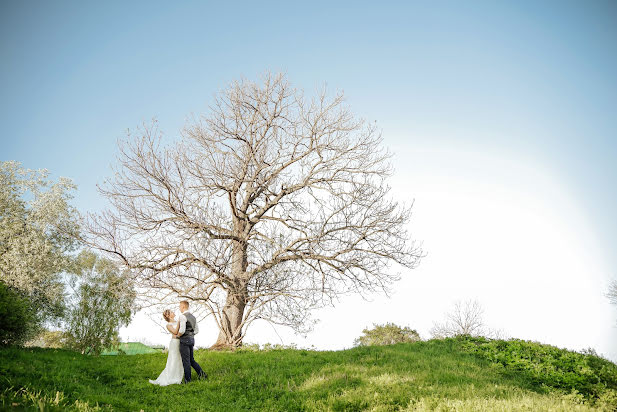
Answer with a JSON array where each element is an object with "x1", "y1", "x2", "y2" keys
[{"x1": 149, "y1": 300, "x2": 207, "y2": 386}]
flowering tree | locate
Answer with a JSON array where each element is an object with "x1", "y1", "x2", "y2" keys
[{"x1": 0, "y1": 161, "x2": 80, "y2": 340}]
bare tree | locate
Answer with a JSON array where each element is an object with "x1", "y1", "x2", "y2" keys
[
  {"x1": 609, "y1": 280, "x2": 617, "y2": 326},
  {"x1": 85, "y1": 73, "x2": 423, "y2": 349},
  {"x1": 609, "y1": 280, "x2": 617, "y2": 306},
  {"x1": 431, "y1": 300, "x2": 486, "y2": 338}
]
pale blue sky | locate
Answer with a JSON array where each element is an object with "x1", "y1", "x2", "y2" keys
[{"x1": 1, "y1": 1, "x2": 616, "y2": 355}]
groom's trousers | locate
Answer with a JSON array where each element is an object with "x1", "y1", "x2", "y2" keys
[{"x1": 179, "y1": 336, "x2": 206, "y2": 383}]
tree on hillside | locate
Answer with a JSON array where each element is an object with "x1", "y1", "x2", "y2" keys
[
  {"x1": 85, "y1": 73, "x2": 423, "y2": 349},
  {"x1": 608, "y1": 280, "x2": 617, "y2": 306},
  {"x1": 65, "y1": 250, "x2": 135, "y2": 355},
  {"x1": 430, "y1": 300, "x2": 487, "y2": 339},
  {"x1": 0, "y1": 161, "x2": 80, "y2": 343},
  {"x1": 354, "y1": 323, "x2": 421, "y2": 346},
  {"x1": 609, "y1": 279, "x2": 617, "y2": 325}
]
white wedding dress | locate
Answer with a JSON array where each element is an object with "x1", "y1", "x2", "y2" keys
[{"x1": 149, "y1": 322, "x2": 183, "y2": 386}]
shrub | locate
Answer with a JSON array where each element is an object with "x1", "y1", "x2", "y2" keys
[
  {"x1": 456, "y1": 335, "x2": 617, "y2": 403},
  {"x1": 0, "y1": 282, "x2": 40, "y2": 345},
  {"x1": 25, "y1": 329, "x2": 70, "y2": 349},
  {"x1": 65, "y1": 251, "x2": 135, "y2": 355},
  {"x1": 354, "y1": 323, "x2": 421, "y2": 346}
]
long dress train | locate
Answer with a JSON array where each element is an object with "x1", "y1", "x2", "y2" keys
[{"x1": 149, "y1": 322, "x2": 183, "y2": 386}]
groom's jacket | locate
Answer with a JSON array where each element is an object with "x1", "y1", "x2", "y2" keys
[
  {"x1": 183, "y1": 312, "x2": 197, "y2": 337},
  {"x1": 179, "y1": 311, "x2": 199, "y2": 339}
]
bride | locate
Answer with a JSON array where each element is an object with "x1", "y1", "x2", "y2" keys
[{"x1": 149, "y1": 309, "x2": 183, "y2": 386}]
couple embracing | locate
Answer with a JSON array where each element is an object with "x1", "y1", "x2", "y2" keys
[{"x1": 149, "y1": 300, "x2": 207, "y2": 386}]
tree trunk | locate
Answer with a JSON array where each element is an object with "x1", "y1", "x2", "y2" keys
[
  {"x1": 210, "y1": 288, "x2": 247, "y2": 350},
  {"x1": 211, "y1": 233, "x2": 248, "y2": 350}
]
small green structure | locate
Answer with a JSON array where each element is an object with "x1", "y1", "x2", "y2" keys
[{"x1": 101, "y1": 342, "x2": 162, "y2": 355}]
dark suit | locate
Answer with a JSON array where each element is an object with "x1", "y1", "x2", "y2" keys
[{"x1": 179, "y1": 311, "x2": 206, "y2": 382}]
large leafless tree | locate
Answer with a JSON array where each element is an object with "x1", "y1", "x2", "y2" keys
[{"x1": 85, "y1": 73, "x2": 423, "y2": 349}]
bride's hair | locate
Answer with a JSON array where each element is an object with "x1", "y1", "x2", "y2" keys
[{"x1": 162, "y1": 309, "x2": 173, "y2": 322}]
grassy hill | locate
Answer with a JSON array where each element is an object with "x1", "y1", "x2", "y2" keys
[
  {"x1": 1, "y1": 337, "x2": 616, "y2": 411},
  {"x1": 101, "y1": 342, "x2": 162, "y2": 356}
]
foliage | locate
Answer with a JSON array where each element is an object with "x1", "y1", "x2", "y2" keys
[
  {"x1": 0, "y1": 161, "x2": 80, "y2": 330},
  {"x1": 101, "y1": 342, "x2": 160, "y2": 356},
  {"x1": 25, "y1": 329, "x2": 70, "y2": 349},
  {"x1": 609, "y1": 279, "x2": 617, "y2": 306},
  {"x1": 1, "y1": 385, "x2": 105, "y2": 411},
  {"x1": 456, "y1": 335, "x2": 617, "y2": 401},
  {"x1": 2, "y1": 339, "x2": 615, "y2": 411},
  {"x1": 64, "y1": 251, "x2": 135, "y2": 355},
  {"x1": 354, "y1": 322, "x2": 421, "y2": 346},
  {"x1": 0, "y1": 282, "x2": 39, "y2": 345}
]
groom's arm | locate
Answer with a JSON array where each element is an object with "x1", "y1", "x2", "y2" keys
[{"x1": 177, "y1": 314, "x2": 187, "y2": 337}]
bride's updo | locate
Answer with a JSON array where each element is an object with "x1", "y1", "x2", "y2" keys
[{"x1": 162, "y1": 309, "x2": 173, "y2": 322}]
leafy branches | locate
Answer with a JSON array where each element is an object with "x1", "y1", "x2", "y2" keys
[
  {"x1": 64, "y1": 251, "x2": 135, "y2": 355},
  {"x1": 0, "y1": 161, "x2": 80, "y2": 340},
  {"x1": 354, "y1": 323, "x2": 421, "y2": 346}
]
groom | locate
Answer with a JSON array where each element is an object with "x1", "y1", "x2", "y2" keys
[{"x1": 176, "y1": 300, "x2": 207, "y2": 383}]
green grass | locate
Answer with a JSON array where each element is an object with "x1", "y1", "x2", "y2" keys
[
  {"x1": 101, "y1": 342, "x2": 161, "y2": 356},
  {"x1": 1, "y1": 338, "x2": 616, "y2": 411}
]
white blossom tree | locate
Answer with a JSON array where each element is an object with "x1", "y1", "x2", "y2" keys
[
  {"x1": 0, "y1": 161, "x2": 80, "y2": 328},
  {"x1": 85, "y1": 73, "x2": 423, "y2": 349}
]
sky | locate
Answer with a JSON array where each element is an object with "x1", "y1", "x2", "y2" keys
[{"x1": 1, "y1": 1, "x2": 616, "y2": 360}]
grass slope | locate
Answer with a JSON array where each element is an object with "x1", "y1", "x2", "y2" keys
[
  {"x1": 101, "y1": 342, "x2": 161, "y2": 356},
  {"x1": 1, "y1": 338, "x2": 616, "y2": 411}
]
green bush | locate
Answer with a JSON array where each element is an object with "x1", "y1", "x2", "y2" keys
[
  {"x1": 65, "y1": 251, "x2": 135, "y2": 355},
  {"x1": 456, "y1": 335, "x2": 617, "y2": 402},
  {"x1": 25, "y1": 329, "x2": 70, "y2": 349},
  {"x1": 354, "y1": 322, "x2": 421, "y2": 346},
  {"x1": 0, "y1": 282, "x2": 40, "y2": 345}
]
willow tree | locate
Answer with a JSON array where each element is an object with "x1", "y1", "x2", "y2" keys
[
  {"x1": 86, "y1": 73, "x2": 423, "y2": 349},
  {"x1": 0, "y1": 161, "x2": 79, "y2": 343}
]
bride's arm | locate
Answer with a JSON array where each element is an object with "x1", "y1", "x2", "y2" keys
[
  {"x1": 171, "y1": 320, "x2": 181, "y2": 335},
  {"x1": 166, "y1": 323, "x2": 181, "y2": 336}
]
